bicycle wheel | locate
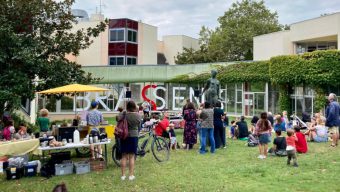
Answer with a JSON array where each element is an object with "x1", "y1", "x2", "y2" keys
[
  {"x1": 111, "y1": 144, "x2": 121, "y2": 167},
  {"x1": 75, "y1": 147, "x2": 91, "y2": 157},
  {"x1": 151, "y1": 137, "x2": 169, "y2": 162}
]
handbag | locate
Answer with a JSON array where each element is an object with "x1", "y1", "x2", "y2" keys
[{"x1": 114, "y1": 112, "x2": 129, "y2": 140}]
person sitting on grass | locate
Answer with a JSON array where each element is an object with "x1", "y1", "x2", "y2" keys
[
  {"x1": 311, "y1": 116, "x2": 328, "y2": 143},
  {"x1": 286, "y1": 129, "x2": 298, "y2": 167},
  {"x1": 236, "y1": 116, "x2": 249, "y2": 140},
  {"x1": 268, "y1": 129, "x2": 287, "y2": 156},
  {"x1": 274, "y1": 114, "x2": 286, "y2": 132},
  {"x1": 230, "y1": 120, "x2": 237, "y2": 139},
  {"x1": 294, "y1": 126, "x2": 308, "y2": 153}
]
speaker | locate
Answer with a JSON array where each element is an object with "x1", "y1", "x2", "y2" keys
[
  {"x1": 194, "y1": 89, "x2": 200, "y2": 97},
  {"x1": 126, "y1": 91, "x2": 132, "y2": 98},
  {"x1": 57, "y1": 127, "x2": 76, "y2": 141}
]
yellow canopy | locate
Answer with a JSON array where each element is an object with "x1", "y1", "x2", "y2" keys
[{"x1": 37, "y1": 84, "x2": 108, "y2": 94}]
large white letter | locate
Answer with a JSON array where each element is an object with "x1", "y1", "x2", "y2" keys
[
  {"x1": 75, "y1": 93, "x2": 91, "y2": 112},
  {"x1": 95, "y1": 92, "x2": 111, "y2": 111},
  {"x1": 154, "y1": 86, "x2": 166, "y2": 110},
  {"x1": 115, "y1": 87, "x2": 128, "y2": 111},
  {"x1": 189, "y1": 87, "x2": 201, "y2": 106},
  {"x1": 172, "y1": 87, "x2": 186, "y2": 110}
]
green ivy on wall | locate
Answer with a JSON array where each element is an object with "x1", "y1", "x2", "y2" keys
[{"x1": 169, "y1": 50, "x2": 340, "y2": 113}]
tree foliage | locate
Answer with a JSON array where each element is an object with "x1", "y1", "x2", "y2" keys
[
  {"x1": 0, "y1": 0, "x2": 107, "y2": 113},
  {"x1": 175, "y1": 0, "x2": 283, "y2": 64}
]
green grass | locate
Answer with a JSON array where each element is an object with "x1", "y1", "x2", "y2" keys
[{"x1": 1, "y1": 130, "x2": 340, "y2": 192}]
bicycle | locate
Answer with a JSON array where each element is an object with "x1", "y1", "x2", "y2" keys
[{"x1": 111, "y1": 124, "x2": 170, "y2": 167}]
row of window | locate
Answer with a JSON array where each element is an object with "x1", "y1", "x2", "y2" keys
[
  {"x1": 109, "y1": 56, "x2": 137, "y2": 65},
  {"x1": 109, "y1": 28, "x2": 137, "y2": 43}
]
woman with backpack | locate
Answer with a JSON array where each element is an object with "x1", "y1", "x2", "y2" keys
[
  {"x1": 255, "y1": 112, "x2": 273, "y2": 159},
  {"x1": 118, "y1": 100, "x2": 141, "y2": 181}
]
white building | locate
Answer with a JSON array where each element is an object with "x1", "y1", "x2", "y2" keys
[{"x1": 254, "y1": 12, "x2": 340, "y2": 60}]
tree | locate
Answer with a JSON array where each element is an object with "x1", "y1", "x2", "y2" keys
[
  {"x1": 0, "y1": 0, "x2": 107, "y2": 113},
  {"x1": 175, "y1": 0, "x2": 283, "y2": 64}
]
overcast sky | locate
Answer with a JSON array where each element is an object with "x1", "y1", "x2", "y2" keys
[{"x1": 73, "y1": 0, "x2": 340, "y2": 40}]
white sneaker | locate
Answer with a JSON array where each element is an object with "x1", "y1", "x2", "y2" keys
[
  {"x1": 121, "y1": 176, "x2": 126, "y2": 181},
  {"x1": 257, "y1": 155, "x2": 263, "y2": 159},
  {"x1": 128, "y1": 175, "x2": 135, "y2": 181}
]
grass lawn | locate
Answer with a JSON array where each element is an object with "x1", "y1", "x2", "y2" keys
[{"x1": 1, "y1": 129, "x2": 340, "y2": 192}]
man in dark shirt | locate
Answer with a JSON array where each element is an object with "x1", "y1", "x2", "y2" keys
[
  {"x1": 325, "y1": 93, "x2": 340, "y2": 147},
  {"x1": 236, "y1": 116, "x2": 249, "y2": 140}
]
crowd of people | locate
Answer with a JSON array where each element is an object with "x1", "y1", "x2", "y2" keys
[{"x1": 1, "y1": 92, "x2": 340, "y2": 182}]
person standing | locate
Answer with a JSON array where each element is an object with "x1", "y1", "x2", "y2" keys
[
  {"x1": 255, "y1": 112, "x2": 272, "y2": 159},
  {"x1": 119, "y1": 100, "x2": 141, "y2": 181},
  {"x1": 87, "y1": 101, "x2": 104, "y2": 160},
  {"x1": 199, "y1": 102, "x2": 215, "y2": 154},
  {"x1": 183, "y1": 102, "x2": 197, "y2": 150},
  {"x1": 325, "y1": 93, "x2": 340, "y2": 147},
  {"x1": 36, "y1": 108, "x2": 50, "y2": 136},
  {"x1": 213, "y1": 101, "x2": 225, "y2": 149},
  {"x1": 286, "y1": 129, "x2": 298, "y2": 167}
]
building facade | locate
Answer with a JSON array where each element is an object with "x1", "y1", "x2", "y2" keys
[
  {"x1": 254, "y1": 12, "x2": 340, "y2": 60},
  {"x1": 66, "y1": 12, "x2": 198, "y2": 66}
]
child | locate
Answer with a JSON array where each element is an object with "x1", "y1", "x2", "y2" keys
[
  {"x1": 168, "y1": 123, "x2": 177, "y2": 150},
  {"x1": 268, "y1": 129, "x2": 287, "y2": 156},
  {"x1": 286, "y1": 129, "x2": 298, "y2": 167},
  {"x1": 294, "y1": 126, "x2": 308, "y2": 153},
  {"x1": 230, "y1": 120, "x2": 237, "y2": 139}
]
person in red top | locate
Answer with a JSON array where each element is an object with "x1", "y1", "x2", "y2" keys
[
  {"x1": 294, "y1": 126, "x2": 308, "y2": 153},
  {"x1": 286, "y1": 129, "x2": 298, "y2": 167},
  {"x1": 155, "y1": 112, "x2": 170, "y2": 138}
]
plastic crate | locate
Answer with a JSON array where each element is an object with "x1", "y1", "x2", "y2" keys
[
  {"x1": 6, "y1": 167, "x2": 24, "y2": 180},
  {"x1": 74, "y1": 161, "x2": 90, "y2": 174},
  {"x1": 90, "y1": 159, "x2": 106, "y2": 172},
  {"x1": 24, "y1": 164, "x2": 37, "y2": 177},
  {"x1": 55, "y1": 162, "x2": 73, "y2": 176}
]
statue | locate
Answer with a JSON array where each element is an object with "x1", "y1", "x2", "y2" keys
[{"x1": 201, "y1": 69, "x2": 221, "y2": 107}]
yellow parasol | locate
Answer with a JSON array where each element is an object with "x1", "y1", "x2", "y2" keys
[
  {"x1": 37, "y1": 83, "x2": 109, "y2": 115},
  {"x1": 37, "y1": 83, "x2": 108, "y2": 94}
]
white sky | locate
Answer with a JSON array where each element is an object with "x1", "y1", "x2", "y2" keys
[{"x1": 73, "y1": 0, "x2": 340, "y2": 40}]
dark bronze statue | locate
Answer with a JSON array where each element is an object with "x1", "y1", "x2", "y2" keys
[{"x1": 202, "y1": 69, "x2": 221, "y2": 106}]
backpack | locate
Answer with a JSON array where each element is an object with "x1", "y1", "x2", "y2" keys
[{"x1": 114, "y1": 112, "x2": 129, "y2": 140}]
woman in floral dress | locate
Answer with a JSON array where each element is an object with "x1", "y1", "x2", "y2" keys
[{"x1": 183, "y1": 102, "x2": 198, "y2": 149}]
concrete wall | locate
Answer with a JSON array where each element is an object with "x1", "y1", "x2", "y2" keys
[
  {"x1": 253, "y1": 12, "x2": 340, "y2": 60},
  {"x1": 138, "y1": 23, "x2": 158, "y2": 64},
  {"x1": 253, "y1": 31, "x2": 293, "y2": 61},
  {"x1": 290, "y1": 13, "x2": 340, "y2": 42},
  {"x1": 160, "y1": 35, "x2": 199, "y2": 65},
  {"x1": 66, "y1": 14, "x2": 108, "y2": 66}
]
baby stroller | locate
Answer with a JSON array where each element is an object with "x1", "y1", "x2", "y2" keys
[
  {"x1": 247, "y1": 134, "x2": 259, "y2": 147},
  {"x1": 289, "y1": 114, "x2": 308, "y2": 130}
]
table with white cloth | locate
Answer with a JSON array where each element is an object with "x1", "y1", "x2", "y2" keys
[
  {"x1": 37, "y1": 140, "x2": 111, "y2": 166},
  {"x1": 0, "y1": 139, "x2": 40, "y2": 157}
]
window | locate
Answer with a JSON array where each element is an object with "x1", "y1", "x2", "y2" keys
[
  {"x1": 109, "y1": 56, "x2": 125, "y2": 65},
  {"x1": 127, "y1": 57, "x2": 137, "y2": 65},
  {"x1": 127, "y1": 30, "x2": 137, "y2": 43},
  {"x1": 109, "y1": 29, "x2": 125, "y2": 42}
]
